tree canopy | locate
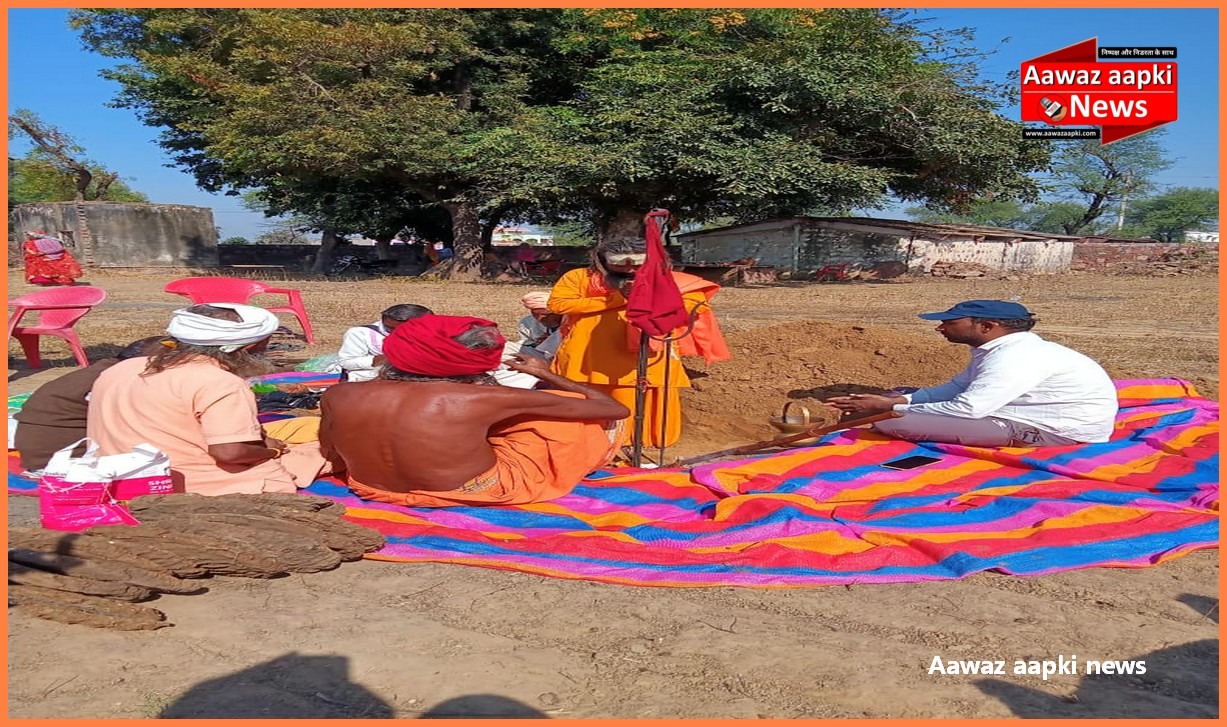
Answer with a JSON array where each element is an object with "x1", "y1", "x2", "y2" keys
[
  {"x1": 8, "y1": 109, "x2": 148, "y2": 206},
  {"x1": 1043, "y1": 131, "x2": 1172, "y2": 234},
  {"x1": 1126, "y1": 187, "x2": 1219, "y2": 243},
  {"x1": 72, "y1": 8, "x2": 1048, "y2": 275}
]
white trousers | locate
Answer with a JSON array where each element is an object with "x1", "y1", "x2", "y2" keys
[{"x1": 873, "y1": 412, "x2": 1079, "y2": 447}]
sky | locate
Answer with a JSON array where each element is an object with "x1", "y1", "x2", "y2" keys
[{"x1": 6, "y1": 7, "x2": 1220, "y2": 240}]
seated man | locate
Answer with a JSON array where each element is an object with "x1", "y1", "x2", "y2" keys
[
  {"x1": 514, "y1": 290, "x2": 562, "y2": 361},
  {"x1": 320, "y1": 314, "x2": 629, "y2": 507},
  {"x1": 87, "y1": 303, "x2": 329, "y2": 495},
  {"x1": 337, "y1": 303, "x2": 433, "y2": 381},
  {"x1": 827, "y1": 300, "x2": 1118, "y2": 446},
  {"x1": 486, "y1": 291, "x2": 562, "y2": 390},
  {"x1": 14, "y1": 336, "x2": 164, "y2": 471}
]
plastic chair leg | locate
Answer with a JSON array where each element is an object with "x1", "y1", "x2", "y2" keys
[
  {"x1": 14, "y1": 333, "x2": 43, "y2": 369},
  {"x1": 295, "y1": 312, "x2": 316, "y2": 344},
  {"x1": 61, "y1": 331, "x2": 90, "y2": 367}
]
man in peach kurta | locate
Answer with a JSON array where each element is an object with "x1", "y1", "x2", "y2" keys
[
  {"x1": 87, "y1": 303, "x2": 326, "y2": 496},
  {"x1": 547, "y1": 240, "x2": 729, "y2": 449}
]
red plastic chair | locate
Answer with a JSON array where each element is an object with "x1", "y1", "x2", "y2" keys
[
  {"x1": 815, "y1": 263, "x2": 852, "y2": 282},
  {"x1": 7, "y1": 286, "x2": 108, "y2": 369},
  {"x1": 163, "y1": 277, "x2": 316, "y2": 343}
]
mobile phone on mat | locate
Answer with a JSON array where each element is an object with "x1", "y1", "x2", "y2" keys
[{"x1": 881, "y1": 455, "x2": 942, "y2": 470}]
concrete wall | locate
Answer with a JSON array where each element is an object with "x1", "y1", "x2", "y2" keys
[
  {"x1": 679, "y1": 218, "x2": 1073, "y2": 274},
  {"x1": 797, "y1": 223, "x2": 902, "y2": 270},
  {"x1": 679, "y1": 220, "x2": 798, "y2": 267},
  {"x1": 216, "y1": 243, "x2": 597, "y2": 270},
  {"x1": 10, "y1": 202, "x2": 218, "y2": 267},
  {"x1": 1070, "y1": 241, "x2": 1204, "y2": 269},
  {"x1": 903, "y1": 236, "x2": 1073, "y2": 273}
]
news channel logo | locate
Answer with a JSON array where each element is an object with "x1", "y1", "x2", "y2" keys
[{"x1": 1039, "y1": 96, "x2": 1067, "y2": 123}]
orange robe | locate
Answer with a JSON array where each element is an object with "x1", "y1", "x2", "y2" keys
[{"x1": 547, "y1": 268, "x2": 729, "y2": 449}]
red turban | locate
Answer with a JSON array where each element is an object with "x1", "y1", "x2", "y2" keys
[{"x1": 382, "y1": 314, "x2": 506, "y2": 377}]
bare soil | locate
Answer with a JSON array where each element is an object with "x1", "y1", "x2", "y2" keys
[{"x1": 6, "y1": 268, "x2": 1219, "y2": 718}]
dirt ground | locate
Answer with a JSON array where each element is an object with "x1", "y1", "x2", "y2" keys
[{"x1": 5, "y1": 267, "x2": 1219, "y2": 718}]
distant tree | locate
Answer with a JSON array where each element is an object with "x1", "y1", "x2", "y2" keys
[
  {"x1": 8, "y1": 110, "x2": 148, "y2": 205},
  {"x1": 1019, "y1": 201, "x2": 1096, "y2": 235},
  {"x1": 252, "y1": 227, "x2": 310, "y2": 245},
  {"x1": 535, "y1": 220, "x2": 594, "y2": 247},
  {"x1": 1125, "y1": 187, "x2": 1219, "y2": 243},
  {"x1": 905, "y1": 199, "x2": 1032, "y2": 229},
  {"x1": 1044, "y1": 130, "x2": 1172, "y2": 235},
  {"x1": 219, "y1": 235, "x2": 250, "y2": 245}
]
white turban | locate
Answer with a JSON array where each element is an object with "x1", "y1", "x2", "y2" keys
[
  {"x1": 166, "y1": 303, "x2": 280, "y2": 353},
  {"x1": 521, "y1": 291, "x2": 551, "y2": 310}
]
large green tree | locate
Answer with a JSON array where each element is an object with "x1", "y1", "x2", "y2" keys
[
  {"x1": 495, "y1": 9, "x2": 1049, "y2": 243},
  {"x1": 73, "y1": 8, "x2": 1047, "y2": 273},
  {"x1": 72, "y1": 8, "x2": 566, "y2": 277}
]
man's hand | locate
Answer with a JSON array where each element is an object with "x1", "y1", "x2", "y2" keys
[
  {"x1": 504, "y1": 354, "x2": 551, "y2": 377},
  {"x1": 825, "y1": 393, "x2": 906, "y2": 417},
  {"x1": 263, "y1": 436, "x2": 290, "y2": 456}
]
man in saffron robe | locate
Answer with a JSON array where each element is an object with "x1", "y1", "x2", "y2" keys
[{"x1": 547, "y1": 238, "x2": 730, "y2": 449}]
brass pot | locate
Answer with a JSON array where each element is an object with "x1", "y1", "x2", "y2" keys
[{"x1": 767, "y1": 402, "x2": 824, "y2": 446}]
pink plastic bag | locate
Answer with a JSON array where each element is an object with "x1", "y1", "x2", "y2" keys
[
  {"x1": 37, "y1": 438, "x2": 140, "y2": 532},
  {"x1": 102, "y1": 443, "x2": 175, "y2": 500}
]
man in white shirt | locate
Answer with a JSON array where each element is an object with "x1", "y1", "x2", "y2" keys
[
  {"x1": 827, "y1": 300, "x2": 1119, "y2": 446},
  {"x1": 337, "y1": 304, "x2": 433, "y2": 382}
]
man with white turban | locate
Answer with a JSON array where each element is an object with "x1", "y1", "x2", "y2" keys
[{"x1": 87, "y1": 303, "x2": 330, "y2": 496}]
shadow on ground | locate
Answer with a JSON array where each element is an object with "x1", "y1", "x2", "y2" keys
[
  {"x1": 976, "y1": 596, "x2": 1219, "y2": 718},
  {"x1": 159, "y1": 652, "x2": 393, "y2": 718},
  {"x1": 419, "y1": 694, "x2": 548, "y2": 718}
]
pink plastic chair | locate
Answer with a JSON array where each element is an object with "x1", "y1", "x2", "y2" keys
[
  {"x1": 163, "y1": 277, "x2": 316, "y2": 343},
  {"x1": 8, "y1": 286, "x2": 108, "y2": 369}
]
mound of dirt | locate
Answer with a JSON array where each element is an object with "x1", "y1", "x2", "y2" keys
[{"x1": 680, "y1": 320, "x2": 967, "y2": 451}]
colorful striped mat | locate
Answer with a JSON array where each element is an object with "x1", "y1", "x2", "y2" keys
[
  {"x1": 8, "y1": 378, "x2": 1219, "y2": 588},
  {"x1": 302, "y1": 378, "x2": 1217, "y2": 587}
]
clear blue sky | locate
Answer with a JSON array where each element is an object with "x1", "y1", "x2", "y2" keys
[{"x1": 7, "y1": 8, "x2": 1220, "y2": 239}]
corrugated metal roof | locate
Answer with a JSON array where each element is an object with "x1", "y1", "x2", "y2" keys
[{"x1": 676, "y1": 216, "x2": 1153, "y2": 244}]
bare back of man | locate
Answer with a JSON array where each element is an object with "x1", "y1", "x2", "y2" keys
[{"x1": 320, "y1": 355, "x2": 628, "y2": 494}]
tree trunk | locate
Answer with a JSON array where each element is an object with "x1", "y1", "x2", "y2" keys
[
  {"x1": 438, "y1": 201, "x2": 483, "y2": 280},
  {"x1": 372, "y1": 234, "x2": 394, "y2": 260},
  {"x1": 480, "y1": 214, "x2": 501, "y2": 251},
  {"x1": 1065, "y1": 194, "x2": 1108, "y2": 235},
  {"x1": 312, "y1": 228, "x2": 341, "y2": 274},
  {"x1": 597, "y1": 208, "x2": 647, "y2": 247}
]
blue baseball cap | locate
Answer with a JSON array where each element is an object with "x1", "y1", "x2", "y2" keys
[{"x1": 918, "y1": 300, "x2": 1034, "y2": 321}]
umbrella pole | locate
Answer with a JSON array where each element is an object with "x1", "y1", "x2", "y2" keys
[
  {"x1": 631, "y1": 329, "x2": 650, "y2": 468},
  {"x1": 657, "y1": 337, "x2": 674, "y2": 466}
]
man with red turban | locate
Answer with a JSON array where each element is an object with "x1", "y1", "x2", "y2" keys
[{"x1": 319, "y1": 314, "x2": 629, "y2": 507}]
